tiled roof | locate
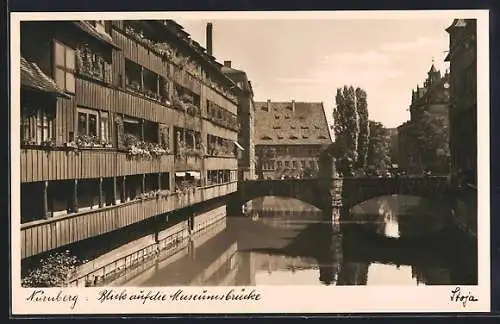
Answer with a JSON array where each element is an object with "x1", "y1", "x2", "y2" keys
[
  {"x1": 254, "y1": 100, "x2": 332, "y2": 145},
  {"x1": 21, "y1": 56, "x2": 69, "y2": 97},
  {"x1": 73, "y1": 21, "x2": 118, "y2": 48}
]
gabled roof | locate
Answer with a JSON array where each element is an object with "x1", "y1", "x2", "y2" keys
[
  {"x1": 254, "y1": 100, "x2": 332, "y2": 145},
  {"x1": 21, "y1": 56, "x2": 70, "y2": 98}
]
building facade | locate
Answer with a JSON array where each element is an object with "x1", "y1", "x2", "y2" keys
[
  {"x1": 445, "y1": 19, "x2": 477, "y2": 185},
  {"x1": 19, "y1": 20, "x2": 240, "y2": 260},
  {"x1": 445, "y1": 19, "x2": 477, "y2": 239},
  {"x1": 221, "y1": 60, "x2": 256, "y2": 181},
  {"x1": 254, "y1": 100, "x2": 332, "y2": 180},
  {"x1": 397, "y1": 63, "x2": 451, "y2": 175}
]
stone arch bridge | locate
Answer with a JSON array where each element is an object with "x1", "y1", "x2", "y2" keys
[{"x1": 232, "y1": 176, "x2": 450, "y2": 216}]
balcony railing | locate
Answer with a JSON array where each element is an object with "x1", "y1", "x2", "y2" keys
[
  {"x1": 20, "y1": 147, "x2": 174, "y2": 182},
  {"x1": 20, "y1": 181, "x2": 238, "y2": 259}
]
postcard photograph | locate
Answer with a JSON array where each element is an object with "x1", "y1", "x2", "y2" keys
[{"x1": 10, "y1": 10, "x2": 490, "y2": 315}]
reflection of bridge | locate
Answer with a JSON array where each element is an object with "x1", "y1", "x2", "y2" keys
[{"x1": 232, "y1": 176, "x2": 450, "y2": 216}]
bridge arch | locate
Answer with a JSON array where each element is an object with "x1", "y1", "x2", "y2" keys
[
  {"x1": 236, "y1": 179, "x2": 333, "y2": 212},
  {"x1": 340, "y1": 176, "x2": 450, "y2": 211},
  {"x1": 233, "y1": 176, "x2": 450, "y2": 218}
]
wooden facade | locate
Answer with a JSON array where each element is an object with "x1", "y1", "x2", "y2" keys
[{"x1": 19, "y1": 20, "x2": 240, "y2": 259}]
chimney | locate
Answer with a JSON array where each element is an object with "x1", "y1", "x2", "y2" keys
[
  {"x1": 291, "y1": 100, "x2": 295, "y2": 111},
  {"x1": 267, "y1": 99, "x2": 271, "y2": 111},
  {"x1": 206, "y1": 22, "x2": 213, "y2": 56},
  {"x1": 224, "y1": 60, "x2": 232, "y2": 68}
]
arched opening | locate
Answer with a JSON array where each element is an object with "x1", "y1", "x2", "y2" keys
[{"x1": 347, "y1": 194, "x2": 451, "y2": 240}]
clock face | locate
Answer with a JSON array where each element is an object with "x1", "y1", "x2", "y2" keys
[{"x1": 443, "y1": 83, "x2": 450, "y2": 89}]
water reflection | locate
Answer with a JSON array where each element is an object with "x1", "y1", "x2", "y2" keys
[{"x1": 118, "y1": 196, "x2": 476, "y2": 287}]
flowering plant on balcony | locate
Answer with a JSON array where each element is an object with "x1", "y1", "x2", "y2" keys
[
  {"x1": 126, "y1": 80, "x2": 141, "y2": 92},
  {"x1": 40, "y1": 138, "x2": 57, "y2": 149},
  {"x1": 149, "y1": 143, "x2": 170, "y2": 158},
  {"x1": 186, "y1": 103, "x2": 200, "y2": 116},
  {"x1": 138, "y1": 190, "x2": 155, "y2": 199},
  {"x1": 152, "y1": 42, "x2": 175, "y2": 59},
  {"x1": 157, "y1": 189, "x2": 170, "y2": 198},
  {"x1": 127, "y1": 142, "x2": 152, "y2": 159},
  {"x1": 21, "y1": 250, "x2": 81, "y2": 287},
  {"x1": 76, "y1": 135, "x2": 102, "y2": 148},
  {"x1": 21, "y1": 137, "x2": 37, "y2": 147},
  {"x1": 124, "y1": 134, "x2": 170, "y2": 159},
  {"x1": 125, "y1": 25, "x2": 153, "y2": 47},
  {"x1": 172, "y1": 96, "x2": 185, "y2": 112},
  {"x1": 144, "y1": 89, "x2": 161, "y2": 101}
]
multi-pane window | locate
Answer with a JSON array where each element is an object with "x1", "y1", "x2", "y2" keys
[
  {"x1": 78, "y1": 108, "x2": 98, "y2": 137},
  {"x1": 54, "y1": 41, "x2": 75, "y2": 93},
  {"x1": 21, "y1": 106, "x2": 53, "y2": 145},
  {"x1": 77, "y1": 108, "x2": 110, "y2": 142}
]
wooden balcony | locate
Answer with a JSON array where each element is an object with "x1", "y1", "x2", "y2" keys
[
  {"x1": 174, "y1": 155, "x2": 203, "y2": 172},
  {"x1": 20, "y1": 148, "x2": 174, "y2": 182},
  {"x1": 20, "y1": 181, "x2": 238, "y2": 259},
  {"x1": 205, "y1": 156, "x2": 238, "y2": 170}
]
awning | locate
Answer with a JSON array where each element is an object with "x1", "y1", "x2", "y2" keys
[
  {"x1": 233, "y1": 141, "x2": 245, "y2": 151},
  {"x1": 73, "y1": 21, "x2": 119, "y2": 49},
  {"x1": 187, "y1": 171, "x2": 201, "y2": 179},
  {"x1": 21, "y1": 56, "x2": 70, "y2": 98}
]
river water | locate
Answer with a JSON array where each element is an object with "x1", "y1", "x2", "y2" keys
[{"x1": 118, "y1": 195, "x2": 477, "y2": 286}]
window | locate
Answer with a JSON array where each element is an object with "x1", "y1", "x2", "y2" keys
[
  {"x1": 143, "y1": 68, "x2": 159, "y2": 96},
  {"x1": 301, "y1": 160, "x2": 306, "y2": 168},
  {"x1": 284, "y1": 161, "x2": 290, "y2": 168},
  {"x1": 53, "y1": 41, "x2": 75, "y2": 93},
  {"x1": 292, "y1": 161, "x2": 298, "y2": 168},
  {"x1": 273, "y1": 125, "x2": 281, "y2": 129},
  {"x1": 78, "y1": 108, "x2": 99, "y2": 137},
  {"x1": 21, "y1": 106, "x2": 53, "y2": 145},
  {"x1": 274, "y1": 115, "x2": 280, "y2": 119},
  {"x1": 277, "y1": 161, "x2": 282, "y2": 168},
  {"x1": 125, "y1": 59, "x2": 142, "y2": 90},
  {"x1": 77, "y1": 108, "x2": 110, "y2": 142}
]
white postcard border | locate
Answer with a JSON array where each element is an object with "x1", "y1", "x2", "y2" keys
[{"x1": 10, "y1": 9, "x2": 490, "y2": 315}]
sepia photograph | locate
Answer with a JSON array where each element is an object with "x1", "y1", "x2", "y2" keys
[{"x1": 10, "y1": 10, "x2": 489, "y2": 314}]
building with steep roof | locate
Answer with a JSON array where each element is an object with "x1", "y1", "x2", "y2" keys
[
  {"x1": 397, "y1": 62, "x2": 451, "y2": 175},
  {"x1": 254, "y1": 100, "x2": 332, "y2": 179},
  {"x1": 221, "y1": 60, "x2": 256, "y2": 180},
  {"x1": 19, "y1": 19, "x2": 241, "y2": 267}
]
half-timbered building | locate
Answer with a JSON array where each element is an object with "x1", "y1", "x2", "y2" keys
[{"x1": 20, "y1": 20, "x2": 240, "y2": 262}]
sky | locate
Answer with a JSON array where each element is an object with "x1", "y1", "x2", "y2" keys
[{"x1": 176, "y1": 17, "x2": 453, "y2": 131}]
